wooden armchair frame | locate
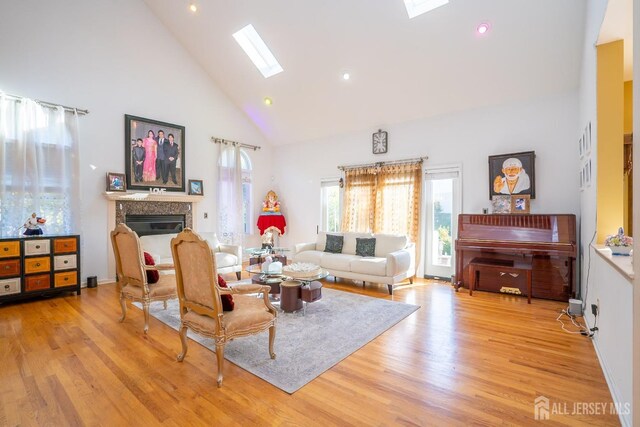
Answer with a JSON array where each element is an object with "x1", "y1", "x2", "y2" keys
[
  {"x1": 170, "y1": 228, "x2": 277, "y2": 387},
  {"x1": 110, "y1": 224, "x2": 177, "y2": 334}
]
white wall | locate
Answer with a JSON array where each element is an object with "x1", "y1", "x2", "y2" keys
[
  {"x1": 578, "y1": 1, "x2": 633, "y2": 425},
  {"x1": 0, "y1": 0, "x2": 273, "y2": 283},
  {"x1": 274, "y1": 92, "x2": 580, "y2": 253}
]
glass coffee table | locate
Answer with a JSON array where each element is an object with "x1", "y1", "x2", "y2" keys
[{"x1": 246, "y1": 265, "x2": 328, "y2": 314}]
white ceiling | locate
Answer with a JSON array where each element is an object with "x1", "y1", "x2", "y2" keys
[
  {"x1": 144, "y1": 0, "x2": 586, "y2": 145},
  {"x1": 598, "y1": 0, "x2": 633, "y2": 80}
]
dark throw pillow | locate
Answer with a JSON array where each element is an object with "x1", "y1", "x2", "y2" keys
[
  {"x1": 143, "y1": 252, "x2": 159, "y2": 284},
  {"x1": 324, "y1": 234, "x2": 344, "y2": 253},
  {"x1": 217, "y1": 274, "x2": 235, "y2": 311},
  {"x1": 356, "y1": 238, "x2": 376, "y2": 257}
]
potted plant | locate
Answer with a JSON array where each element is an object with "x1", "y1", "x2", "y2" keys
[{"x1": 605, "y1": 227, "x2": 634, "y2": 256}]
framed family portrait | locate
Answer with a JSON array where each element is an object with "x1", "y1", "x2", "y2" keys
[
  {"x1": 188, "y1": 179, "x2": 203, "y2": 196},
  {"x1": 511, "y1": 195, "x2": 530, "y2": 214},
  {"x1": 124, "y1": 114, "x2": 185, "y2": 192},
  {"x1": 106, "y1": 172, "x2": 126, "y2": 192},
  {"x1": 488, "y1": 151, "x2": 536, "y2": 199}
]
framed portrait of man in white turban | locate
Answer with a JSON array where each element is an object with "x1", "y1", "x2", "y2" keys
[{"x1": 488, "y1": 151, "x2": 535, "y2": 199}]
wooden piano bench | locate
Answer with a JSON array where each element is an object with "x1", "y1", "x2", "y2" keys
[{"x1": 468, "y1": 257, "x2": 532, "y2": 304}]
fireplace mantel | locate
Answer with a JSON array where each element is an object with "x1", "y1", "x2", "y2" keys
[
  {"x1": 103, "y1": 191, "x2": 204, "y2": 203},
  {"x1": 104, "y1": 191, "x2": 203, "y2": 281}
]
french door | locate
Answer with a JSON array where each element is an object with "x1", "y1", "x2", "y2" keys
[{"x1": 424, "y1": 166, "x2": 461, "y2": 279}]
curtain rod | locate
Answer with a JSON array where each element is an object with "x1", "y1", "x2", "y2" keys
[
  {"x1": 2, "y1": 93, "x2": 89, "y2": 115},
  {"x1": 337, "y1": 156, "x2": 427, "y2": 171},
  {"x1": 211, "y1": 137, "x2": 261, "y2": 151}
]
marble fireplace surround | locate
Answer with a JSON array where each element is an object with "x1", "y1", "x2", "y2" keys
[{"x1": 104, "y1": 192, "x2": 204, "y2": 281}]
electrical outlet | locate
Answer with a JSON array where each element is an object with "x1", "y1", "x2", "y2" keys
[
  {"x1": 204, "y1": 212, "x2": 208, "y2": 219},
  {"x1": 591, "y1": 303, "x2": 598, "y2": 316}
]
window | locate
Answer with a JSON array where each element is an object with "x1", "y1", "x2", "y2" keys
[
  {"x1": 0, "y1": 96, "x2": 80, "y2": 236},
  {"x1": 219, "y1": 147, "x2": 252, "y2": 235},
  {"x1": 321, "y1": 180, "x2": 342, "y2": 232},
  {"x1": 240, "y1": 150, "x2": 252, "y2": 234}
]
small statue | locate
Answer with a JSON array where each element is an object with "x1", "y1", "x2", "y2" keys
[
  {"x1": 262, "y1": 190, "x2": 281, "y2": 213},
  {"x1": 23, "y1": 213, "x2": 46, "y2": 236}
]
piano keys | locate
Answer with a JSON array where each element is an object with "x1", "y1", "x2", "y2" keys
[{"x1": 454, "y1": 214, "x2": 577, "y2": 301}]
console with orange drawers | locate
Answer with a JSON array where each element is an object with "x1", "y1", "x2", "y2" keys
[{"x1": 0, "y1": 235, "x2": 81, "y2": 304}]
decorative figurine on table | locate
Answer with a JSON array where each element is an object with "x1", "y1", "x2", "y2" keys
[
  {"x1": 262, "y1": 190, "x2": 281, "y2": 213},
  {"x1": 22, "y1": 213, "x2": 46, "y2": 236}
]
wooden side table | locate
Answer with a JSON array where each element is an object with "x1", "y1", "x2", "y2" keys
[{"x1": 280, "y1": 280, "x2": 303, "y2": 313}]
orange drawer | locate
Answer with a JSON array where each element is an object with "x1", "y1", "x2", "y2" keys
[
  {"x1": 24, "y1": 256, "x2": 50, "y2": 274},
  {"x1": 54, "y1": 271, "x2": 77, "y2": 288},
  {"x1": 0, "y1": 259, "x2": 20, "y2": 278},
  {"x1": 54, "y1": 238, "x2": 77, "y2": 254},
  {"x1": 25, "y1": 274, "x2": 50, "y2": 291},
  {"x1": 0, "y1": 241, "x2": 20, "y2": 258}
]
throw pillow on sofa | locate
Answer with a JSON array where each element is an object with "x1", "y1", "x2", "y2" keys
[
  {"x1": 356, "y1": 238, "x2": 376, "y2": 257},
  {"x1": 217, "y1": 274, "x2": 235, "y2": 311},
  {"x1": 324, "y1": 234, "x2": 344, "y2": 253},
  {"x1": 143, "y1": 252, "x2": 160, "y2": 284}
]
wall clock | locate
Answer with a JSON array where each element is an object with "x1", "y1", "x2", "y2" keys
[{"x1": 372, "y1": 129, "x2": 388, "y2": 154}]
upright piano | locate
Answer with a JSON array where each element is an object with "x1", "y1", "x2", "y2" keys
[{"x1": 455, "y1": 214, "x2": 577, "y2": 301}]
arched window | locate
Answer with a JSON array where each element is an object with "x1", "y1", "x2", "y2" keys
[
  {"x1": 240, "y1": 150, "x2": 252, "y2": 234},
  {"x1": 219, "y1": 147, "x2": 252, "y2": 234}
]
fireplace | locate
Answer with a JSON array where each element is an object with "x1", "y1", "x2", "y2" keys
[{"x1": 125, "y1": 214, "x2": 185, "y2": 237}]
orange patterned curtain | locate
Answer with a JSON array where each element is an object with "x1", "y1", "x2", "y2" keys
[
  {"x1": 341, "y1": 167, "x2": 377, "y2": 233},
  {"x1": 375, "y1": 162, "x2": 422, "y2": 245},
  {"x1": 341, "y1": 161, "x2": 423, "y2": 247}
]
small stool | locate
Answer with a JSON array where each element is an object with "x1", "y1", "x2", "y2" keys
[
  {"x1": 468, "y1": 257, "x2": 532, "y2": 304},
  {"x1": 301, "y1": 281, "x2": 322, "y2": 315}
]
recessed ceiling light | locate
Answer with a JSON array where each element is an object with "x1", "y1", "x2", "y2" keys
[
  {"x1": 342, "y1": 72, "x2": 350, "y2": 81},
  {"x1": 189, "y1": 3, "x2": 197, "y2": 12},
  {"x1": 264, "y1": 97, "x2": 273, "y2": 106},
  {"x1": 233, "y1": 24, "x2": 284, "y2": 78},
  {"x1": 477, "y1": 23, "x2": 490, "y2": 35},
  {"x1": 403, "y1": 0, "x2": 449, "y2": 19}
]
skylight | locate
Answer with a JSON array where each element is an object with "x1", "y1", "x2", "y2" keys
[
  {"x1": 233, "y1": 24, "x2": 283, "y2": 78},
  {"x1": 403, "y1": 0, "x2": 449, "y2": 19}
]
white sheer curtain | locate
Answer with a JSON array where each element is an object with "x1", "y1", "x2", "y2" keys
[
  {"x1": 0, "y1": 93, "x2": 81, "y2": 236},
  {"x1": 217, "y1": 144, "x2": 244, "y2": 246}
]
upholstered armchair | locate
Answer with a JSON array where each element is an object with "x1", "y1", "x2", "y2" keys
[
  {"x1": 170, "y1": 228, "x2": 277, "y2": 387},
  {"x1": 111, "y1": 224, "x2": 177, "y2": 334}
]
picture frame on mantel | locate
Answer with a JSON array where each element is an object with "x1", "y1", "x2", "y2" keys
[
  {"x1": 124, "y1": 114, "x2": 185, "y2": 192},
  {"x1": 188, "y1": 179, "x2": 203, "y2": 196},
  {"x1": 488, "y1": 151, "x2": 536, "y2": 199}
]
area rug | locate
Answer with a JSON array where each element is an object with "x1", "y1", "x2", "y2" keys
[{"x1": 135, "y1": 284, "x2": 419, "y2": 393}]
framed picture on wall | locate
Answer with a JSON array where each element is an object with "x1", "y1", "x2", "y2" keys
[
  {"x1": 188, "y1": 179, "x2": 203, "y2": 196},
  {"x1": 511, "y1": 195, "x2": 530, "y2": 214},
  {"x1": 488, "y1": 151, "x2": 536, "y2": 199},
  {"x1": 106, "y1": 172, "x2": 126, "y2": 192},
  {"x1": 125, "y1": 114, "x2": 185, "y2": 192}
]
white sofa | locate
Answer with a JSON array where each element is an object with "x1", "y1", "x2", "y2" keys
[
  {"x1": 139, "y1": 232, "x2": 242, "y2": 279},
  {"x1": 292, "y1": 232, "x2": 415, "y2": 294}
]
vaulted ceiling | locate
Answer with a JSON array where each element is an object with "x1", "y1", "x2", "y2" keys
[{"x1": 144, "y1": 0, "x2": 586, "y2": 145}]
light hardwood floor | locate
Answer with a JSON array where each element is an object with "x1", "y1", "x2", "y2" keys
[{"x1": 0, "y1": 277, "x2": 619, "y2": 426}]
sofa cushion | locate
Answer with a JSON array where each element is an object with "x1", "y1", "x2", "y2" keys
[
  {"x1": 143, "y1": 251, "x2": 160, "y2": 284},
  {"x1": 140, "y1": 234, "x2": 175, "y2": 260},
  {"x1": 356, "y1": 238, "x2": 376, "y2": 257},
  {"x1": 294, "y1": 250, "x2": 324, "y2": 265},
  {"x1": 342, "y1": 232, "x2": 373, "y2": 255},
  {"x1": 322, "y1": 253, "x2": 360, "y2": 271},
  {"x1": 324, "y1": 234, "x2": 344, "y2": 253},
  {"x1": 215, "y1": 252, "x2": 238, "y2": 269},
  {"x1": 217, "y1": 274, "x2": 234, "y2": 311},
  {"x1": 200, "y1": 232, "x2": 221, "y2": 251},
  {"x1": 373, "y1": 234, "x2": 408, "y2": 257},
  {"x1": 315, "y1": 232, "x2": 337, "y2": 251},
  {"x1": 350, "y1": 257, "x2": 387, "y2": 276}
]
